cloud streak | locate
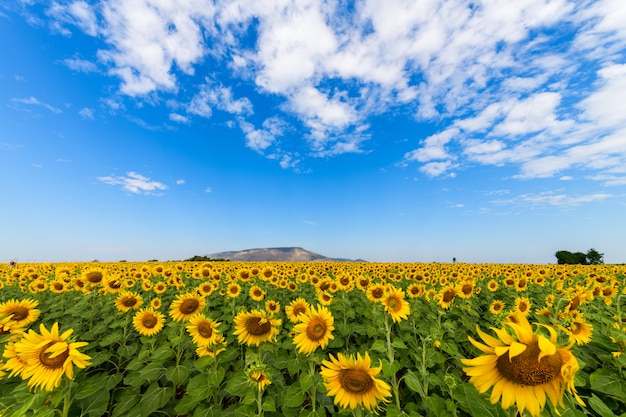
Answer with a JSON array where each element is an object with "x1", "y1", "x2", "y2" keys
[{"x1": 97, "y1": 171, "x2": 167, "y2": 195}]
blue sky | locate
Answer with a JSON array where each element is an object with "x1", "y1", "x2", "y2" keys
[{"x1": 1, "y1": 0, "x2": 625, "y2": 264}]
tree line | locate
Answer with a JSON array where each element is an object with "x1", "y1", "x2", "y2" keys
[{"x1": 555, "y1": 248, "x2": 604, "y2": 265}]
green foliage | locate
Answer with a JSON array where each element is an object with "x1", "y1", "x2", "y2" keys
[{"x1": 555, "y1": 248, "x2": 604, "y2": 265}]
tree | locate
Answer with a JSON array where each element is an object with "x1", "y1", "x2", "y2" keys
[
  {"x1": 555, "y1": 248, "x2": 604, "y2": 265},
  {"x1": 586, "y1": 248, "x2": 604, "y2": 265}
]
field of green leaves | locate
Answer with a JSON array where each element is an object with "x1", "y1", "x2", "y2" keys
[{"x1": 1, "y1": 261, "x2": 625, "y2": 417}]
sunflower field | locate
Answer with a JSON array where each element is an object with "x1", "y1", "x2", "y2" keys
[{"x1": 1, "y1": 261, "x2": 626, "y2": 417}]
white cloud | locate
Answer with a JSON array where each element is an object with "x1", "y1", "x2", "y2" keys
[
  {"x1": 79, "y1": 107, "x2": 94, "y2": 119},
  {"x1": 97, "y1": 171, "x2": 167, "y2": 195},
  {"x1": 204, "y1": 186, "x2": 212, "y2": 193},
  {"x1": 492, "y1": 191, "x2": 612, "y2": 208},
  {"x1": 62, "y1": 57, "x2": 98, "y2": 72},
  {"x1": 169, "y1": 113, "x2": 189, "y2": 124},
  {"x1": 12, "y1": 96, "x2": 62, "y2": 113},
  {"x1": 176, "y1": 179, "x2": 185, "y2": 185},
  {"x1": 38, "y1": 0, "x2": 626, "y2": 177}
]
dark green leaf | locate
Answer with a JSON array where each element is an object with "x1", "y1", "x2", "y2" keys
[{"x1": 140, "y1": 384, "x2": 172, "y2": 417}]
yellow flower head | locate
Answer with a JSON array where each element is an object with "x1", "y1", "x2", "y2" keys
[
  {"x1": 461, "y1": 313, "x2": 584, "y2": 417},
  {"x1": 320, "y1": 352, "x2": 391, "y2": 413}
]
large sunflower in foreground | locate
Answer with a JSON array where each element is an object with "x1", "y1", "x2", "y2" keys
[
  {"x1": 169, "y1": 293, "x2": 206, "y2": 322},
  {"x1": 461, "y1": 313, "x2": 584, "y2": 417},
  {"x1": 320, "y1": 352, "x2": 391, "y2": 413},
  {"x1": 233, "y1": 309, "x2": 282, "y2": 346},
  {"x1": 0, "y1": 298, "x2": 40, "y2": 327},
  {"x1": 292, "y1": 305, "x2": 335, "y2": 355},
  {"x1": 133, "y1": 307, "x2": 166, "y2": 337},
  {"x1": 8, "y1": 322, "x2": 91, "y2": 392}
]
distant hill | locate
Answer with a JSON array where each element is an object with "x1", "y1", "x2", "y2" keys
[{"x1": 203, "y1": 247, "x2": 364, "y2": 262}]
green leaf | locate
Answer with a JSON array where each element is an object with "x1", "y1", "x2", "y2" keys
[
  {"x1": 139, "y1": 362, "x2": 165, "y2": 382},
  {"x1": 263, "y1": 395, "x2": 276, "y2": 412},
  {"x1": 392, "y1": 338, "x2": 408, "y2": 349},
  {"x1": 590, "y1": 368, "x2": 626, "y2": 400},
  {"x1": 371, "y1": 339, "x2": 386, "y2": 353},
  {"x1": 208, "y1": 366, "x2": 226, "y2": 387},
  {"x1": 462, "y1": 384, "x2": 508, "y2": 417},
  {"x1": 299, "y1": 371, "x2": 315, "y2": 391},
  {"x1": 151, "y1": 344, "x2": 175, "y2": 362},
  {"x1": 283, "y1": 384, "x2": 306, "y2": 408},
  {"x1": 187, "y1": 374, "x2": 212, "y2": 399},
  {"x1": 225, "y1": 370, "x2": 252, "y2": 397},
  {"x1": 99, "y1": 332, "x2": 123, "y2": 347},
  {"x1": 589, "y1": 394, "x2": 618, "y2": 417},
  {"x1": 165, "y1": 364, "x2": 191, "y2": 386},
  {"x1": 77, "y1": 388, "x2": 111, "y2": 417},
  {"x1": 111, "y1": 390, "x2": 141, "y2": 417},
  {"x1": 403, "y1": 370, "x2": 426, "y2": 396},
  {"x1": 140, "y1": 384, "x2": 173, "y2": 417}
]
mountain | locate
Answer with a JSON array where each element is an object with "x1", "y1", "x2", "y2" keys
[{"x1": 203, "y1": 247, "x2": 364, "y2": 262}]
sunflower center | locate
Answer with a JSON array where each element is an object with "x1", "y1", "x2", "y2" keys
[
  {"x1": 143, "y1": 314, "x2": 157, "y2": 329},
  {"x1": 372, "y1": 288, "x2": 384, "y2": 299},
  {"x1": 339, "y1": 369, "x2": 374, "y2": 394},
  {"x1": 9, "y1": 307, "x2": 29, "y2": 321},
  {"x1": 293, "y1": 306, "x2": 306, "y2": 316},
  {"x1": 443, "y1": 289, "x2": 456, "y2": 303},
  {"x1": 85, "y1": 271, "x2": 103, "y2": 283},
  {"x1": 123, "y1": 297, "x2": 138, "y2": 307},
  {"x1": 306, "y1": 318, "x2": 327, "y2": 341},
  {"x1": 245, "y1": 317, "x2": 272, "y2": 336},
  {"x1": 39, "y1": 342, "x2": 69, "y2": 369},
  {"x1": 462, "y1": 284, "x2": 472, "y2": 295},
  {"x1": 179, "y1": 299, "x2": 200, "y2": 314},
  {"x1": 199, "y1": 323, "x2": 213, "y2": 338},
  {"x1": 496, "y1": 341, "x2": 563, "y2": 386},
  {"x1": 387, "y1": 296, "x2": 400, "y2": 311}
]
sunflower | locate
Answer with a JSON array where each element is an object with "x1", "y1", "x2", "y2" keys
[
  {"x1": 0, "y1": 315, "x2": 26, "y2": 342},
  {"x1": 195, "y1": 334, "x2": 227, "y2": 357},
  {"x1": 407, "y1": 283, "x2": 425, "y2": 299},
  {"x1": 246, "y1": 364, "x2": 272, "y2": 391},
  {"x1": 0, "y1": 298, "x2": 40, "y2": 327},
  {"x1": 292, "y1": 305, "x2": 335, "y2": 355},
  {"x1": 487, "y1": 279, "x2": 499, "y2": 292},
  {"x1": 458, "y1": 280, "x2": 475, "y2": 299},
  {"x1": 366, "y1": 284, "x2": 386, "y2": 303},
  {"x1": 265, "y1": 300, "x2": 281, "y2": 316},
  {"x1": 9, "y1": 322, "x2": 91, "y2": 392},
  {"x1": 233, "y1": 309, "x2": 282, "y2": 346},
  {"x1": 320, "y1": 352, "x2": 391, "y2": 412},
  {"x1": 153, "y1": 282, "x2": 168, "y2": 294},
  {"x1": 169, "y1": 293, "x2": 206, "y2": 322},
  {"x1": 563, "y1": 316, "x2": 593, "y2": 345},
  {"x1": 133, "y1": 307, "x2": 165, "y2": 337},
  {"x1": 249, "y1": 285, "x2": 266, "y2": 301},
  {"x1": 151, "y1": 298, "x2": 162, "y2": 309},
  {"x1": 226, "y1": 283, "x2": 242, "y2": 298},
  {"x1": 436, "y1": 285, "x2": 457, "y2": 310},
  {"x1": 513, "y1": 297, "x2": 532, "y2": 316},
  {"x1": 489, "y1": 300, "x2": 506, "y2": 315},
  {"x1": 317, "y1": 291, "x2": 333, "y2": 306},
  {"x1": 285, "y1": 298, "x2": 311, "y2": 323},
  {"x1": 114, "y1": 291, "x2": 143, "y2": 313},
  {"x1": 82, "y1": 267, "x2": 105, "y2": 287},
  {"x1": 186, "y1": 314, "x2": 221, "y2": 346},
  {"x1": 461, "y1": 313, "x2": 584, "y2": 417},
  {"x1": 382, "y1": 286, "x2": 410, "y2": 323}
]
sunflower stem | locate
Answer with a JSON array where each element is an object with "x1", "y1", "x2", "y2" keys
[
  {"x1": 383, "y1": 312, "x2": 401, "y2": 410},
  {"x1": 256, "y1": 386, "x2": 264, "y2": 417},
  {"x1": 61, "y1": 380, "x2": 72, "y2": 417},
  {"x1": 308, "y1": 358, "x2": 317, "y2": 412}
]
